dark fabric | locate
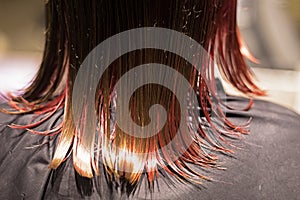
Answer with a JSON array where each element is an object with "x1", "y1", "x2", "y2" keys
[{"x1": 1, "y1": 97, "x2": 300, "y2": 200}]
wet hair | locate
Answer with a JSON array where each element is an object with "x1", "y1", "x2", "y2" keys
[{"x1": 1, "y1": 0, "x2": 264, "y2": 196}]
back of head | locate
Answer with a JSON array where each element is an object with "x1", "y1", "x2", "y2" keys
[{"x1": 2, "y1": 0, "x2": 265, "y2": 197}]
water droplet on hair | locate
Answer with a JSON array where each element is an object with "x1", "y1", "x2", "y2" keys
[
  {"x1": 182, "y1": 5, "x2": 190, "y2": 12},
  {"x1": 193, "y1": 5, "x2": 202, "y2": 14}
]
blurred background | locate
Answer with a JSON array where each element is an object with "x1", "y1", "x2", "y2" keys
[
  {"x1": 0, "y1": 0, "x2": 299, "y2": 113},
  {"x1": 231, "y1": 0, "x2": 300, "y2": 114}
]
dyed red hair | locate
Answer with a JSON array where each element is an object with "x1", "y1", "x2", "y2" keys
[{"x1": 1, "y1": 0, "x2": 264, "y2": 195}]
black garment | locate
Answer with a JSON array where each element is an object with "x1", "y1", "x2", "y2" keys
[{"x1": 0, "y1": 96, "x2": 300, "y2": 200}]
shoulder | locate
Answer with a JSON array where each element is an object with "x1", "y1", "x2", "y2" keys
[
  {"x1": 197, "y1": 98, "x2": 300, "y2": 200},
  {"x1": 0, "y1": 103, "x2": 63, "y2": 200}
]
